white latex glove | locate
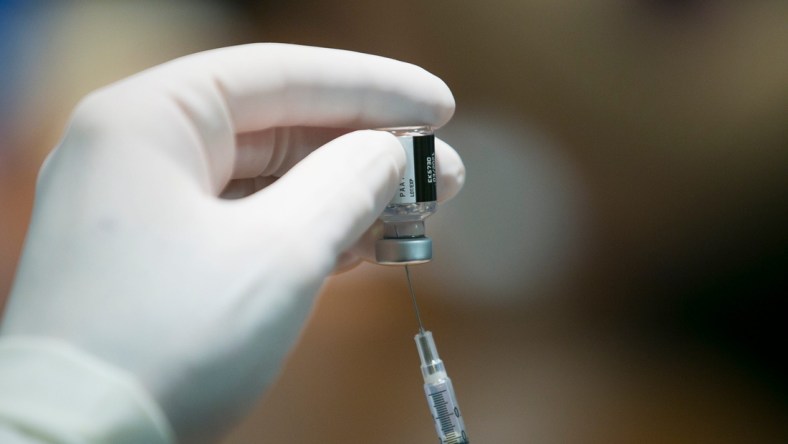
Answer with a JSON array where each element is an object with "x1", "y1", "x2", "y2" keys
[{"x1": 0, "y1": 44, "x2": 464, "y2": 443}]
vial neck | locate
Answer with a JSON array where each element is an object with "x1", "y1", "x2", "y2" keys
[{"x1": 383, "y1": 220, "x2": 426, "y2": 238}]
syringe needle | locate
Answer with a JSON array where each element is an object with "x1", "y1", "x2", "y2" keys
[
  {"x1": 404, "y1": 265, "x2": 425, "y2": 333},
  {"x1": 404, "y1": 267, "x2": 470, "y2": 443}
]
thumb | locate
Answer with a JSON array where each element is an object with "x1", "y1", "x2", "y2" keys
[{"x1": 241, "y1": 130, "x2": 405, "y2": 272}]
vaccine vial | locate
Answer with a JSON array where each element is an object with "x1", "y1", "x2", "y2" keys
[{"x1": 375, "y1": 126, "x2": 437, "y2": 265}]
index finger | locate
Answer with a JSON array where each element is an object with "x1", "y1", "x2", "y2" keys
[
  {"x1": 109, "y1": 43, "x2": 455, "y2": 194},
  {"x1": 153, "y1": 43, "x2": 455, "y2": 133}
]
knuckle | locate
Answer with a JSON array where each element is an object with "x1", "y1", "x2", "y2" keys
[{"x1": 70, "y1": 90, "x2": 116, "y2": 129}]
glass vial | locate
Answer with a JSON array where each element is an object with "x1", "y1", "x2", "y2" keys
[{"x1": 375, "y1": 126, "x2": 437, "y2": 265}]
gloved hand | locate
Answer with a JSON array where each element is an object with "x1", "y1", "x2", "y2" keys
[{"x1": 0, "y1": 44, "x2": 464, "y2": 443}]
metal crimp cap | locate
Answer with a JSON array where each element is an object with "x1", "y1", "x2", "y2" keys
[{"x1": 375, "y1": 237, "x2": 433, "y2": 265}]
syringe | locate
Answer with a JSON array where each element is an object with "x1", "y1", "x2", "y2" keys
[{"x1": 405, "y1": 266, "x2": 470, "y2": 444}]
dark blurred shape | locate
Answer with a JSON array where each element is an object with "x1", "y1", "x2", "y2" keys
[
  {"x1": 676, "y1": 241, "x2": 788, "y2": 400},
  {"x1": 642, "y1": 0, "x2": 710, "y2": 16}
]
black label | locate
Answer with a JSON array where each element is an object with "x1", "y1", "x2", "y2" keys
[{"x1": 413, "y1": 134, "x2": 437, "y2": 202}]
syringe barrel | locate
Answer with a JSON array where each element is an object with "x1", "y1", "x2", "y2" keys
[
  {"x1": 414, "y1": 331, "x2": 469, "y2": 444},
  {"x1": 423, "y1": 377, "x2": 469, "y2": 444}
]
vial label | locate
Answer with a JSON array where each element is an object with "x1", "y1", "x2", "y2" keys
[{"x1": 391, "y1": 134, "x2": 437, "y2": 204}]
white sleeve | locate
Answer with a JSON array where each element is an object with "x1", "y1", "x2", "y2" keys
[{"x1": 0, "y1": 337, "x2": 175, "y2": 444}]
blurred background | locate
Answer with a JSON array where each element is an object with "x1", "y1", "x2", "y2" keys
[{"x1": 1, "y1": 1, "x2": 787, "y2": 442}]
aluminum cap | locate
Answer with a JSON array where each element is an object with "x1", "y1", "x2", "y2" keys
[{"x1": 375, "y1": 237, "x2": 432, "y2": 265}]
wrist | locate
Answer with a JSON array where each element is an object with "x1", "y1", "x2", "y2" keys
[{"x1": 0, "y1": 336, "x2": 175, "y2": 444}]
